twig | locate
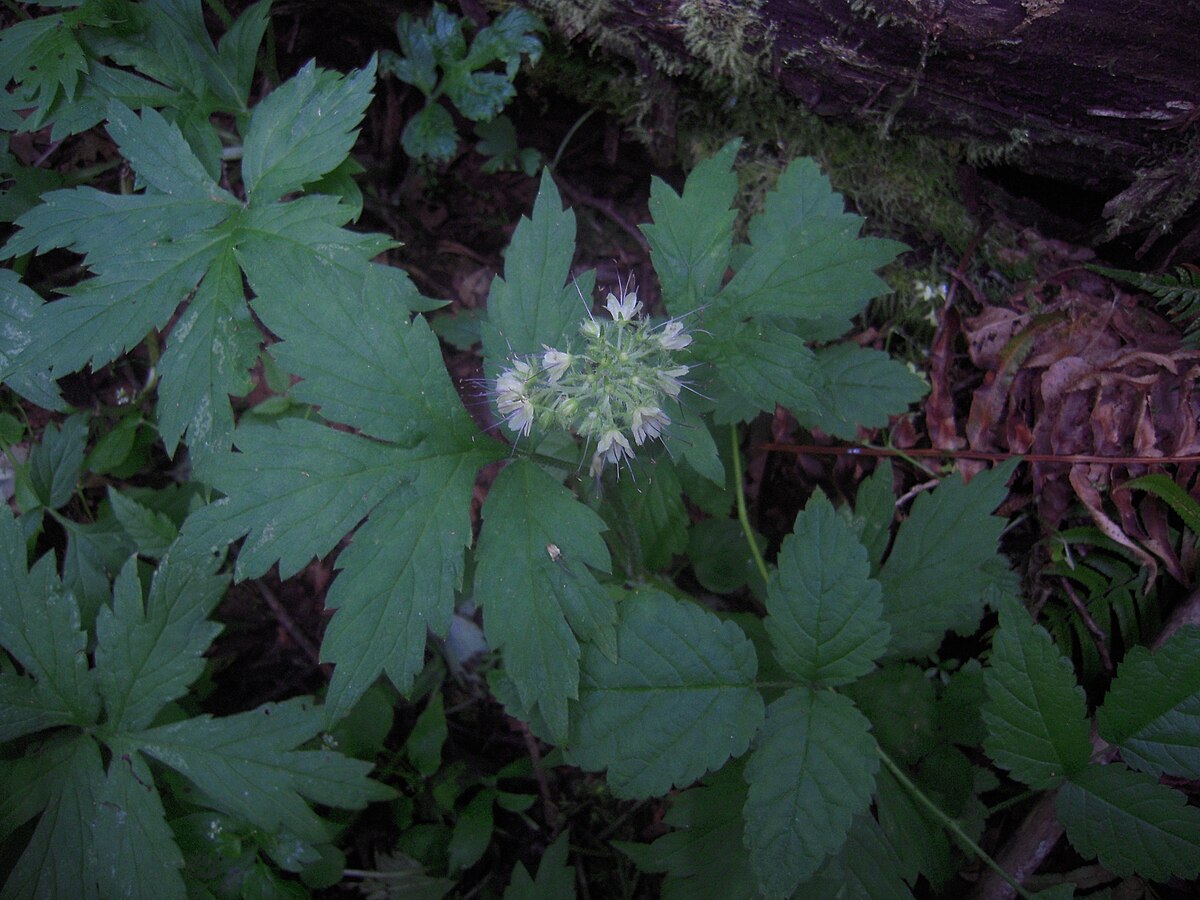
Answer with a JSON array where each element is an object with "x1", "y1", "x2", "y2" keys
[
  {"x1": 553, "y1": 174, "x2": 651, "y2": 254},
  {"x1": 762, "y1": 442, "x2": 1200, "y2": 466},
  {"x1": 253, "y1": 578, "x2": 323, "y2": 669},
  {"x1": 1060, "y1": 578, "x2": 1113, "y2": 674}
]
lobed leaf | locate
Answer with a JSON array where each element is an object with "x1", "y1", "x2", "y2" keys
[
  {"x1": 743, "y1": 687, "x2": 879, "y2": 897},
  {"x1": 475, "y1": 460, "x2": 614, "y2": 742},
  {"x1": 105, "y1": 102, "x2": 224, "y2": 200},
  {"x1": 641, "y1": 139, "x2": 739, "y2": 316},
  {"x1": 878, "y1": 460, "x2": 1018, "y2": 658},
  {"x1": 983, "y1": 597, "x2": 1092, "y2": 786},
  {"x1": 765, "y1": 490, "x2": 890, "y2": 685},
  {"x1": 1057, "y1": 763, "x2": 1200, "y2": 881},
  {"x1": 133, "y1": 696, "x2": 394, "y2": 843},
  {"x1": 1097, "y1": 626, "x2": 1200, "y2": 778},
  {"x1": 481, "y1": 170, "x2": 588, "y2": 363},
  {"x1": 0, "y1": 269, "x2": 64, "y2": 410},
  {"x1": 792, "y1": 343, "x2": 928, "y2": 439},
  {"x1": 242, "y1": 57, "x2": 378, "y2": 205},
  {"x1": 704, "y1": 317, "x2": 821, "y2": 425},
  {"x1": 566, "y1": 590, "x2": 762, "y2": 798}
]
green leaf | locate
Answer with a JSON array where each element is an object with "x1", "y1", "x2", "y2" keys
[
  {"x1": 106, "y1": 488, "x2": 179, "y2": 558},
  {"x1": 156, "y1": 245, "x2": 259, "y2": 476},
  {"x1": 94, "y1": 549, "x2": 227, "y2": 731},
  {"x1": 178, "y1": 418, "x2": 410, "y2": 580},
  {"x1": 22, "y1": 413, "x2": 87, "y2": 510},
  {"x1": 1057, "y1": 763, "x2": 1200, "y2": 881},
  {"x1": 406, "y1": 692, "x2": 448, "y2": 777},
  {"x1": 877, "y1": 460, "x2": 1018, "y2": 658},
  {"x1": 448, "y1": 791, "x2": 494, "y2": 873},
  {"x1": 641, "y1": 139, "x2": 739, "y2": 316},
  {"x1": 602, "y1": 458, "x2": 688, "y2": 572},
  {"x1": 0, "y1": 269, "x2": 64, "y2": 410},
  {"x1": 443, "y1": 67, "x2": 513, "y2": 121},
  {"x1": 1, "y1": 734, "x2": 104, "y2": 900},
  {"x1": 0, "y1": 506, "x2": 99, "y2": 728},
  {"x1": 402, "y1": 102, "x2": 458, "y2": 162},
  {"x1": 792, "y1": 344, "x2": 928, "y2": 439},
  {"x1": 983, "y1": 598, "x2": 1092, "y2": 786},
  {"x1": 566, "y1": 590, "x2": 762, "y2": 798},
  {"x1": 321, "y1": 449, "x2": 494, "y2": 721},
  {"x1": 475, "y1": 460, "x2": 614, "y2": 743},
  {"x1": 94, "y1": 747, "x2": 186, "y2": 899},
  {"x1": 1096, "y1": 626, "x2": 1200, "y2": 778},
  {"x1": 105, "y1": 102, "x2": 223, "y2": 200},
  {"x1": 717, "y1": 157, "x2": 905, "y2": 340},
  {"x1": 1121, "y1": 473, "x2": 1200, "y2": 536},
  {"x1": 217, "y1": 0, "x2": 272, "y2": 106},
  {"x1": 133, "y1": 696, "x2": 393, "y2": 843},
  {"x1": 765, "y1": 490, "x2": 889, "y2": 685},
  {"x1": 794, "y1": 812, "x2": 915, "y2": 900},
  {"x1": 242, "y1": 57, "x2": 377, "y2": 205},
  {"x1": 743, "y1": 687, "x2": 879, "y2": 897},
  {"x1": 874, "y1": 765, "x2": 956, "y2": 889},
  {"x1": 850, "y1": 458, "x2": 895, "y2": 571},
  {"x1": 664, "y1": 403, "x2": 724, "y2": 487},
  {"x1": 0, "y1": 15, "x2": 88, "y2": 129},
  {"x1": 616, "y1": 762, "x2": 757, "y2": 900},
  {"x1": 704, "y1": 317, "x2": 821, "y2": 425},
  {"x1": 845, "y1": 664, "x2": 937, "y2": 765},
  {"x1": 481, "y1": 170, "x2": 587, "y2": 362},
  {"x1": 688, "y1": 518, "x2": 763, "y2": 595},
  {"x1": 503, "y1": 830, "x2": 575, "y2": 900}
]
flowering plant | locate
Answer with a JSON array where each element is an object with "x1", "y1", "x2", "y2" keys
[{"x1": 494, "y1": 280, "x2": 693, "y2": 475}]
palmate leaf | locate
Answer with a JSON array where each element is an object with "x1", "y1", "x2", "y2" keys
[
  {"x1": 1, "y1": 59, "x2": 383, "y2": 475},
  {"x1": 743, "y1": 687, "x2": 879, "y2": 898},
  {"x1": 878, "y1": 460, "x2": 1019, "y2": 658},
  {"x1": 480, "y1": 170, "x2": 592, "y2": 363},
  {"x1": 1057, "y1": 763, "x2": 1200, "y2": 881},
  {"x1": 132, "y1": 697, "x2": 394, "y2": 844},
  {"x1": 703, "y1": 317, "x2": 821, "y2": 425},
  {"x1": 0, "y1": 269, "x2": 64, "y2": 410},
  {"x1": 641, "y1": 138, "x2": 739, "y2": 316},
  {"x1": 1096, "y1": 626, "x2": 1200, "y2": 778},
  {"x1": 715, "y1": 157, "x2": 906, "y2": 342},
  {"x1": 765, "y1": 490, "x2": 890, "y2": 685},
  {"x1": 982, "y1": 598, "x2": 1092, "y2": 786},
  {"x1": 475, "y1": 460, "x2": 615, "y2": 743},
  {"x1": 565, "y1": 590, "x2": 762, "y2": 798}
]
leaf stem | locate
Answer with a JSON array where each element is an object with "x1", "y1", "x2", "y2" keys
[
  {"x1": 731, "y1": 424, "x2": 770, "y2": 584},
  {"x1": 877, "y1": 747, "x2": 1035, "y2": 900}
]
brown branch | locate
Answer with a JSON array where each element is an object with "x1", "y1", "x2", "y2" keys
[{"x1": 761, "y1": 443, "x2": 1200, "y2": 467}]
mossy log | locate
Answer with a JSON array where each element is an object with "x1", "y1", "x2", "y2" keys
[{"x1": 531, "y1": 0, "x2": 1200, "y2": 258}]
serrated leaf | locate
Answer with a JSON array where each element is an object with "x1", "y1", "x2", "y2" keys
[
  {"x1": 878, "y1": 460, "x2": 1018, "y2": 658},
  {"x1": 794, "y1": 812, "x2": 915, "y2": 900},
  {"x1": 792, "y1": 343, "x2": 928, "y2": 439},
  {"x1": 106, "y1": 488, "x2": 179, "y2": 558},
  {"x1": 616, "y1": 762, "x2": 757, "y2": 900},
  {"x1": 1057, "y1": 763, "x2": 1200, "y2": 881},
  {"x1": 983, "y1": 598, "x2": 1091, "y2": 786},
  {"x1": 24, "y1": 413, "x2": 87, "y2": 510},
  {"x1": 0, "y1": 506, "x2": 99, "y2": 726},
  {"x1": 321, "y1": 449, "x2": 495, "y2": 721},
  {"x1": 875, "y1": 765, "x2": 956, "y2": 889},
  {"x1": 156, "y1": 245, "x2": 259, "y2": 475},
  {"x1": 641, "y1": 139, "x2": 739, "y2": 316},
  {"x1": 566, "y1": 590, "x2": 762, "y2": 798},
  {"x1": 444, "y1": 67, "x2": 513, "y2": 121},
  {"x1": 481, "y1": 170, "x2": 587, "y2": 362},
  {"x1": 177, "y1": 418, "x2": 411, "y2": 580},
  {"x1": 0, "y1": 269, "x2": 64, "y2": 410},
  {"x1": 851, "y1": 458, "x2": 895, "y2": 571},
  {"x1": 744, "y1": 687, "x2": 879, "y2": 897},
  {"x1": 845, "y1": 664, "x2": 938, "y2": 765},
  {"x1": 94, "y1": 549, "x2": 227, "y2": 731},
  {"x1": 242, "y1": 57, "x2": 377, "y2": 205},
  {"x1": 765, "y1": 490, "x2": 889, "y2": 685},
  {"x1": 704, "y1": 317, "x2": 821, "y2": 425},
  {"x1": 105, "y1": 102, "x2": 223, "y2": 200},
  {"x1": 60, "y1": 514, "x2": 135, "y2": 629},
  {"x1": 663, "y1": 402, "x2": 724, "y2": 487},
  {"x1": 464, "y1": 6, "x2": 544, "y2": 77},
  {"x1": 0, "y1": 15, "x2": 88, "y2": 127},
  {"x1": 217, "y1": 0, "x2": 271, "y2": 106},
  {"x1": 94, "y1": 747, "x2": 186, "y2": 899},
  {"x1": 1, "y1": 734, "x2": 104, "y2": 900},
  {"x1": 133, "y1": 696, "x2": 393, "y2": 843},
  {"x1": 716, "y1": 156, "x2": 905, "y2": 340},
  {"x1": 475, "y1": 460, "x2": 614, "y2": 742},
  {"x1": 1097, "y1": 626, "x2": 1200, "y2": 778},
  {"x1": 602, "y1": 458, "x2": 688, "y2": 572}
]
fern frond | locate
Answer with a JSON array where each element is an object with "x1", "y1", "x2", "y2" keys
[{"x1": 1091, "y1": 263, "x2": 1200, "y2": 344}]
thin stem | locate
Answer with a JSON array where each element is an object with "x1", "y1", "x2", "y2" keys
[
  {"x1": 731, "y1": 424, "x2": 770, "y2": 584},
  {"x1": 878, "y1": 748, "x2": 1035, "y2": 900},
  {"x1": 550, "y1": 108, "x2": 595, "y2": 171}
]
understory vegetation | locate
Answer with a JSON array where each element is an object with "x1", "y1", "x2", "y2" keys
[{"x1": 1, "y1": 2, "x2": 1198, "y2": 898}]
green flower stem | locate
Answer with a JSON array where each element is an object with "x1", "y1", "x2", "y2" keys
[
  {"x1": 731, "y1": 425, "x2": 771, "y2": 585},
  {"x1": 878, "y1": 749, "x2": 1035, "y2": 900}
]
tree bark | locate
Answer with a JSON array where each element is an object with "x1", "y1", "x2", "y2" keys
[{"x1": 535, "y1": 0, "x2": 1200, "y2": 256}]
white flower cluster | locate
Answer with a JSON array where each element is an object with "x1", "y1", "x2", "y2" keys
[{"x1": 493, "y1": 283, "x2": 693, "y2": 476}]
